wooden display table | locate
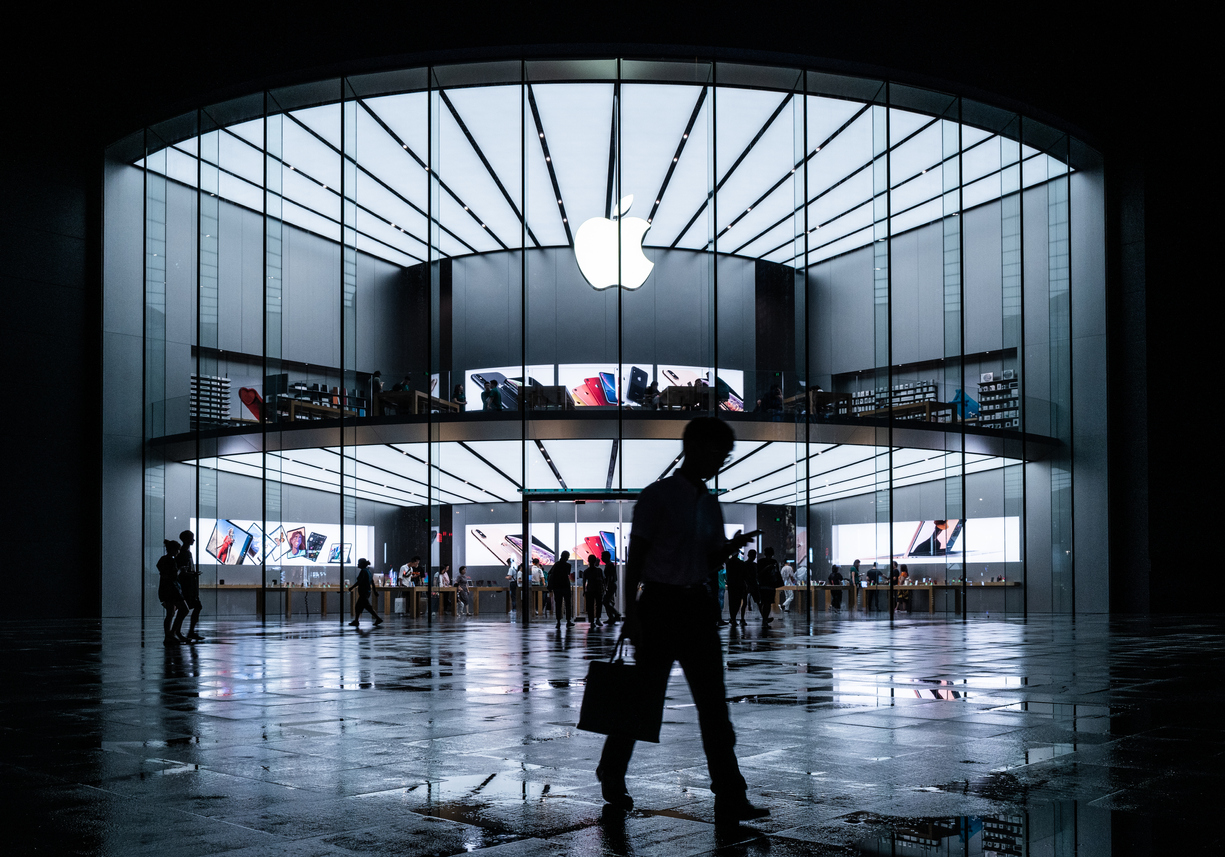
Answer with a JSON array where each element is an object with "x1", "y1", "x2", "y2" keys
[
  {"x1": 524, "y1": 386, "x2": 575, "y2": 410},
  {"x1": 659, "y1": 385, "x2": 714, "y2": 410},
  {"x1": 201, "y1": 584, "x2": 344, "y2": 619},
  {"x1": 377, "y1": 391, "x2": 462, "y2": 416},
  {"x1": 283, "y1": 400, "x2": 357, "y2": 422},
  {"x1": 931, "y1": 581, "x2": 1020, "y2": 613},
  {"x1": 380, "y1": 585, "x2": 512, "y2": 617},
  {"x1": 802, "y1": 390, "x2": 853, "y2": 417},
  {"x1": 855, "y1": 401, "x2": 955, "y2": 423}
]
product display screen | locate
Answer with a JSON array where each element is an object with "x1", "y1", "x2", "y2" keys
[
  {"x1": 465, "y1": 365, "x2": 555, "y2": 411},
  {"x1": 191, "y1": 519, "x2": 374, "y2": 566},
  {"x1": 658, "y1": 365, "x2": 745, "y2": 411},
  {"x1": 466, "y1": 523, "x2": 556, "y2": 566},
  {"x1": 458, "y1": 363, "x2": 744, "y2": 409},
  {"x1": 205, "y1": 520, "x2": 253, "y2": 565},
  {"x1": 832, "y1": 517, "x2": 1020, "y2": 566}
]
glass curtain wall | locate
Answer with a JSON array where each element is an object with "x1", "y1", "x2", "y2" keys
[{"x1": 118, "y1": 58, "x2": 1092, "y2": 621}]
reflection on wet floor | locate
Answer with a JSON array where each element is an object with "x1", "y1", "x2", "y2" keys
[
  {"x1": 0, "y1": 612, "x2": 1221, "y2": 854},
  {"x1": 830, "y1": 811, "x2": 1027, "y2": 854}
]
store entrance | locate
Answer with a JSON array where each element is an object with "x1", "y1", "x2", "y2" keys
[{"x1": 517, "y1": 496, "x2": 630, "y2": 623}]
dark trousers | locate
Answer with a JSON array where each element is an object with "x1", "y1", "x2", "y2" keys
[
  {"x1": 831, "y1": 590, "x2": 843, "y2": 609},
  {"x1": 727, "y1": 586, "x2": 748, "y2": 620},
  {"x1": 354, "y1": 592, "x2": 380, "y2": 621},
  {"x1": 181, "y1": 579, "x2": 203, "y2": 632},
  {"x1": 552, "y1": 587, "x2": 572, "y2": 622},
  {"x1": 599, "y1": 586, "x2": 746, "y2": 796},
  {"x1": 757, "y1": 587, "x2": 775, "y2": 621},
  {"x1": 867, "y1": 589, "x2": 880, "y2": 611},
  {"x1": 603, "y1": 586, "x2": 621, "y2": 620},
  {"x1": 587, "y1": 584, "x2": 604, "y2": 623}
]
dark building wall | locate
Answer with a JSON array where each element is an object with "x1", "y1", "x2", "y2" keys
[{"x1": 0, "y1": 143, "x2": 100, "y2": 619}]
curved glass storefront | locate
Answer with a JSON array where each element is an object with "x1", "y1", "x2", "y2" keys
[{"x1": 102, "y1": 58, "x2": 1107, "y2": 618}]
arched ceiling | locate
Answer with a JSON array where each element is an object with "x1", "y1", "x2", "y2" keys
[{"x1": 140, "y1": 78, "x2": 1069, "y2": 270}]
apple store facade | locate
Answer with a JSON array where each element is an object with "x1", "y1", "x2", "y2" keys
[{"x1": 101, "y1": 57, "x2": 1107, "y2": 619}]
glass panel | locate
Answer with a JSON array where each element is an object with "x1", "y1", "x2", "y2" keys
[{"x1": 106, "y1": 58, "x2": 1109, "y2": 621}]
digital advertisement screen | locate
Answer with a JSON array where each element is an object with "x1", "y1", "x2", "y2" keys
[
  {"x1": 657, "y1": 365, "x2": 745, "y2": 412},
  {"x1": 465, "y1": 523, "x2": 556, "y2": 566},
  {"x1": 832, "y1": 517, "x2": 1020, "y2": 565},
  {"x1": 191, "y1": 520, "x2": 374, "y2": 567},
  {"x1": 205, "y1": 520, "x2": 253, "y2": 565},
  {"x1": 560, "y1": 521, "x2": 624, "y2": 564},
  {"x1": 465, "y1": 365, "x2": 555, "y2": 411},
  {"x1": 557, "y1": 364, "x2": 619, "y2": 407}
]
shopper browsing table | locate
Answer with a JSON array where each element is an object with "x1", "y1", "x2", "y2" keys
[{"x1": 596, "y1": 416, "x2": 768, "y2": 825}]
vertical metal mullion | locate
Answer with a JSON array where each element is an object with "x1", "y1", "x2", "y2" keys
[
  {"x1": 802, "y1": 77, "x2": 812, "y2": 628},
  {"x1": 711, "y1": 64, "x2": 718, "y2": 420},
  {"x1": 616, "y1": 60, "x2": 623, "y2": 487},
  {"x1": 884, "y1": 85, "x2": 894, "y2": 622},
  {"x1": 340, "y1": 79, "x2": 347, "y2": 626},
  {"x1": 520, "y1": 62, "x2": 529, "y2": 623},
  {"x1": 1065, "y1": 139, "x2": 1075, "y2": 616},
  {"x1": 959, "y1": 110, "x2": 968, "y2": 620},
  {"x1": 427, "y1": 69, "x2": 434, "y2": 628},
  {"x1": 1019, "y1": 125, "x2": 1028, "y2": 620},
  {"x1": 261, "y1": 92, "x2": 268, "y2": 621},
  {"x1": 195, "y1": 110, "x2": 203, "y2": 612},
  {"x1": 141, "y1": 127, "x2": 148, "y2": 629}
]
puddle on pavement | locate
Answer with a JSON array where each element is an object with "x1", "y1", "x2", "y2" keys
[
  {"x1": 403, "y1": 772, "x2": 562, "y2": 837},
  {"x1": 833, "y1": 811, "x2": 1025, "y2": 854}
]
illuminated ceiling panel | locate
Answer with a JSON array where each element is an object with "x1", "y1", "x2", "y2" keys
[
  {"x1": 185, "y1": 437, "x2": 1019, "y2": 510},
  {"x1": 139, "y1": 77, "x2": 1073, "y2": 270}
]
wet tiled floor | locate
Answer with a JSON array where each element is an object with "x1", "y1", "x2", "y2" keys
[{"x1": 2, "y1": 611, "x2": 1220, "y2": 854}]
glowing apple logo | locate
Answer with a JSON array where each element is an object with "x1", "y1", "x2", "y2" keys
[{"x1": 574, "y1": 195, "x2": 653, "y2": 290}]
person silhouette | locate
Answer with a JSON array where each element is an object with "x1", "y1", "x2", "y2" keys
[
  {"x1": 158, "y1": 539, "x2": 189, "y2": 644},
  {"x1": 549, "y1": 551, "x2": 574, "y2": 627},
  {"x1": 596, "y1": 416, "x2": 768, "y2": 825},
  {"x1": 347, "y1": 558, "x2": 382, "y2": 627},
  {"x1": 177, "y1": 530, "x2": 204, "y2": 642},
  {"x1": 757, "y1": 546, "x2": 781, "y2": 624},
  {"x1": 584, "y1": 554, "x2": 605, "y2": 627},
  {"x1": 600, "y1": 550, "x2": 622, "y2": 623}
]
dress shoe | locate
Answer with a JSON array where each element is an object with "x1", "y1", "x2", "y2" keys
[
  {"x1": 373, "y1": 618, "x2": 383, "y2": 626},
  {"x1": 596, "y1": 767, "x2": 633, "y2": 809},
  {"x1": 566, "y1": 621, "x2": 575, "y2": 627},
  {"x1": 714, "y1": 796, "x2": 769, "y2": 824},
  {"x1": 348, "y1": 620, "x2": 359, "y2": 627}
]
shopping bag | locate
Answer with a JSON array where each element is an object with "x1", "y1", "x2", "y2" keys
[
  {"x1": 577, "y1": 634, "x2": 662, "y2": 743},
  {"x1": 393, "y1": 597, "x2": 406, "y2": 614}
]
